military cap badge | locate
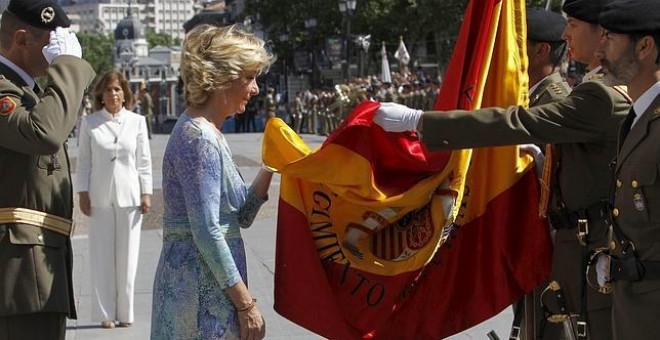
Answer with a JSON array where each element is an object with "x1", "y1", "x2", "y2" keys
[{"x1": 41, "y1": 7, "x2": 55, "y2": 24}]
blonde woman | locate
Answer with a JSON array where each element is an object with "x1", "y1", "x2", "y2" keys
[
  {"x1": 150, "y1": 25, "x2": 274, "y2": 339},
  {"x1": 76, "y1": 70, "x2": 152, "y2": 328}
]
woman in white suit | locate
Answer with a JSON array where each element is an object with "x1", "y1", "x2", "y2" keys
[{"x1": 76, "y1": 70, "x2": 152, "y2": 329}]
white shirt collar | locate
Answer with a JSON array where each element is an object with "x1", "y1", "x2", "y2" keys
[
  {"x1": 631, "y1": 81, "x2": 660, "y2": 127},
  {"x1": 0, "y1": 54, "x2": 36, "y2": 89},
  {"x1": 582, "y1": 66, "x2": 603, "y2": 83},
  {"x1": 101, "y1": 107, "x2": 126, "y2": 124}
]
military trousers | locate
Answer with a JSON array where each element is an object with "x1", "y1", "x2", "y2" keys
[{"x1": 0, "y1": 312, "x2": 66, "y2": 340}]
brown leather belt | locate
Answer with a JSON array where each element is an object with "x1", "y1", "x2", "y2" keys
[{"x1": 0, "y1": 207, "x2": 74, "y2": 237}]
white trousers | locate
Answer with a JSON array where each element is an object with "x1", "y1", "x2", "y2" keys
[{"x1": 88, "y1": 201, "x2": 142, "y2": 323}]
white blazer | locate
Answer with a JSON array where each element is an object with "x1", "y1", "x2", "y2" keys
[{"x1": 76, "y1": 108, "x2": 152, "y2": 207}]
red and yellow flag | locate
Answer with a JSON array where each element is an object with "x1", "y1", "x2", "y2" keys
[{"x1": 262, "y1": 0, "x2": 552, "y2": 338}]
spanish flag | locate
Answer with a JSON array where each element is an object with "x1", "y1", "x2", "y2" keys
[{"x1": 262, "y1": 0, "x2": 552, "y2": 338}]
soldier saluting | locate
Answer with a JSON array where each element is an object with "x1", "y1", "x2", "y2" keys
[
  {"x1": 596, "y1": 1, "x2": 660, "y2": 339},
  {"x1": 0, "y1": 0, "x2": 95, "y2": 339}
]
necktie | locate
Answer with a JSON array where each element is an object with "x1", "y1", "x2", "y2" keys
[
  {"x1": 33, "y1": 84, "x2": 43, "y2": 97},
  {"x1": 621, "y1": 107, "x2": 636, "y2": 142},
  {"x1": 538, "y1": 144, "x2": 556, "y2": 218}
]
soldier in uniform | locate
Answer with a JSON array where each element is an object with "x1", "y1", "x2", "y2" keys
[
  {"x1": 139, "y1": 84, "x2": 154, "y2": 138},
  {"x1": 373, "y1": 1, "x2": 631, "y2": 339},
  {"x1": 596, "y1": 1, "x2": 660, "y2": 339},
  {"x1": 513, "y1": 8, "x2": 571, "y2": 340},
  {"x1": 0, "y1": 1, "x2": 95, "y2": 339}
]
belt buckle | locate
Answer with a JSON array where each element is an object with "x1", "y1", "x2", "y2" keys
[
  {"x1": 508, "y1": 326, "x2": 521, "y2": 340},
  {"x1": 577, "y1": 218, "x2": 589, "y2": 246},
  {"x1": 577, "y1": 321, "x2": 587, "y2": 338}
]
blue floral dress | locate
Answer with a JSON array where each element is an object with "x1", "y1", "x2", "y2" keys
[{"x1": 151, "y1": 114, "x2": 265, "y2": 339}]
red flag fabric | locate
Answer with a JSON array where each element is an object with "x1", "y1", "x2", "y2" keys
[{"x1": 263, "y1": 0, "x2": 552, "y2": 338}]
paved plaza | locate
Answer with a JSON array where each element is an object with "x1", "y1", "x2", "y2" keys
[{"x1": 64, "y1": 132, "x2": 512, "y2": 339}]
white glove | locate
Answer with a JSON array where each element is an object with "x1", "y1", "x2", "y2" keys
[
  {"x1": 373, "y1": 102, "x2": 423, "y2": 132},
  {"x1": 42, "y1": 27, "x2": 83, "y2": 64}
]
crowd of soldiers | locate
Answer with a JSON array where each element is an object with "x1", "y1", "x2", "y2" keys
[{"x1": 266, "y1": 71, "x2": 441, "y2": 136}]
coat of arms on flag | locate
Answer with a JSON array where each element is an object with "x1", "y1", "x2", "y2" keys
[{"x1": 262, "y1": 0, "x2": 552, "y2": 338}]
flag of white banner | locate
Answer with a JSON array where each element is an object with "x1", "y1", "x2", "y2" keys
[
  {"x1": 394, "y1": 37, "x2": 410, "y2": 65},
  {"x1": 381, "y1": 42, "x2": 392, "y2": 83}
]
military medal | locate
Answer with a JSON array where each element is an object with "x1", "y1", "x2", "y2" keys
[{"x1": 633, "y1": 192, "x2": 646, "y2": 211}]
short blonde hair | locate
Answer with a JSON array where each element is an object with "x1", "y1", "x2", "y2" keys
[{"x1": 181, "y1": 24, "x2": 275, "y2": 108}]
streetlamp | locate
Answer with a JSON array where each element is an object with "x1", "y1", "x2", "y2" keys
[
  {"x1": 338, "y1": 0, "x2": 356, "y2": 82},
  {"x1": 159, "y1": 66, "x2": 169, "y2": 131},
  {"x1": 304, "y1": 18, "x2": 317, "y2": 88},
  {"x1": 279, "y1": 32, "x2": 289, "y2": 102}
]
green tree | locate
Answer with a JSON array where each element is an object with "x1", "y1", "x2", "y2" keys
[
  {"x1": 245, "y1": 0, "x2": 467, "y2": 74},
  {"x1": 78, "y1": 33, "x2": 115, "y2": 84},
  {"x1": 146, "y1": 28, "x2": 180, "y2": 48}
]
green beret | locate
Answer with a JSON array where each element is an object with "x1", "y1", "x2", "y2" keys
[
  {"x1": 599, "y1": 0, "x2": 660, "y2": 34},
  {"x1": 562, "y1": 0, "x2": 603, "y2": 24},
  {"x1": 5, "y1": 0, "x2": 71, "y2": 30},
  {"x1": 527, "y1": 8, "x2": 567, "y2": 42}
]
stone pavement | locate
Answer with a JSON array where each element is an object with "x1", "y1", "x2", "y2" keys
[{"x1": 64, "y1": 132, "x2": 512, "y2": 340}]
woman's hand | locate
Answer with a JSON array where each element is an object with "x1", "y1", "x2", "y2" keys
[
  {"x1": 140, "y1": 194, "x2": 151, "y2": 214},
  {"x1": 78, "y1": 192, "x2": 92, "y2": 216},
  {"x1": 226, "y1": 282, "x2": 265, "y2": 339},
  {"x1": 238, "y1": 305, "x2": 265, "y2": 340}
]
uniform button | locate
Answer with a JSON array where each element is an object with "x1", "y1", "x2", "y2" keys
[
  {"x1": 632, "y1": 180, "x2": 639, "y2": 188},
  {"x1": 616, "y1": 180, "x2": 622, "y2": 188},
  {"x1": 612, "y1": 208, "x2": 620, "y2": 217},
  {"x1": 442, "y1": 139, "x2": 450, "y2": 145},
  {"x1": 37, "y1": 234, "x2": 44, "y2": 244},
  {"x1": 610, "y1": 240, "x2": 617, "y2": 250}
]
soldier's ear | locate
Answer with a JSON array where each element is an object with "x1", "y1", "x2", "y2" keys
[
  {"x1": 636, "y1": 35, "x2": 657, "y2": 63},
  {"x1": 13, "y1": 29, "x2": 29, "y2": 47}
]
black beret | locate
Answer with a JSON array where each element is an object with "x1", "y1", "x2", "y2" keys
[
  {"x1": 527, "y1": 8, "x2": 567, "y2": 42},
  {"x1": 562, "y1": 0, "x2": 603, "y2": 24},
  {"x1": 599, "y1": 0, "x2": 660, "y2": 34},
  {"x1": 5, "y1": 0, "x2": 71, "y2": 30}
]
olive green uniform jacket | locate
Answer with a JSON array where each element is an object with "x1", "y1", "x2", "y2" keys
[
  {"x1": 421, "y1": 77, "x2": 631, "y2": 339},
  {"x1": 141, "y1": 91, "x2": 153, "y2": 116},
  {"x1": 610, "y1": 93, "x2": 660, "y2": 340},
  {"x1": 525, "y1": 72, "x2": 573, "y2": 340},
  {"x1": 0, "y1": 56, "x2": 95, "y2": 318}
]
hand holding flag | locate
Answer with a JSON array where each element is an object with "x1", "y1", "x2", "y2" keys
[{"x1": 373, "y1": 102, "x2": 423, "y2": 132}]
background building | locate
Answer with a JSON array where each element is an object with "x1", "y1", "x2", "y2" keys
[{"x1": 64, "y1": 0, "x2": 196, "y2": 40}]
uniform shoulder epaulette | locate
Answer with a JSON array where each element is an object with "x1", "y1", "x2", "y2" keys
[
  {"x1": 0, "y1": 74, "x2": 22, "y2": 95},
  {"x1": 611, "y1": 85, "x2": 632, "y2": 104},
  {"x1": 586, "y1": 73, "x2": 605, "y2": 82},
  {"x1": 548, "y1": 83, "x2": 565, "y2": 95}
]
